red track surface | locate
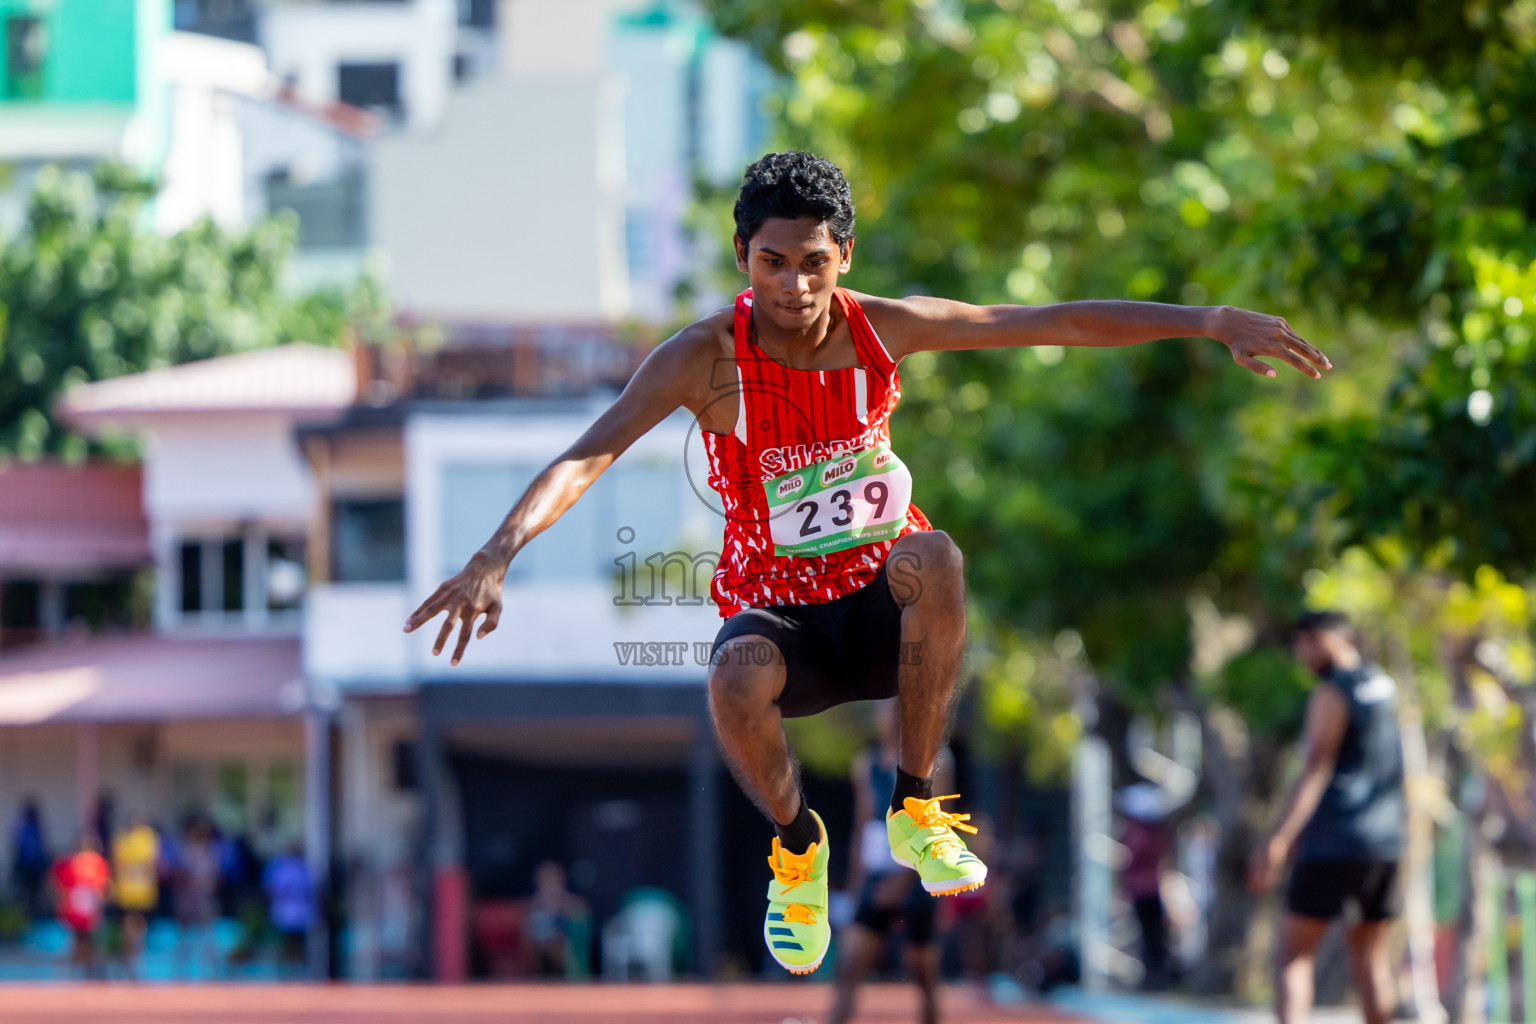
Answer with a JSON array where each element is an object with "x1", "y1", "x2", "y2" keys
[{"x1": 0, "y1": 983, "x2": 1089, "y2": 1023}]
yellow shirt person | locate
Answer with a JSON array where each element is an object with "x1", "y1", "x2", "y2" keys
[{"x1": 112, "y1": 821, "x2": 160, "y2": 913}]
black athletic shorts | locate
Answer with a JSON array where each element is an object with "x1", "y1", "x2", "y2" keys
[
  {"x1": 709, "y1": 561, "x2": 904, "y2": 719},
  {"x1": 853, "y1": 871, "x2": 936, "y2": 945},
  {"x1": 1285, "y1": 859, "x2": 1400, "y2": 922}
]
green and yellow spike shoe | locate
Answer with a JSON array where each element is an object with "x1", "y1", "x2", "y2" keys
[
  {"x1": 763, "y1": 809, "x2": 831, "y2": 975},
  {"x1": 887, "y1": 794, "x2": 988, "y2": 896}
]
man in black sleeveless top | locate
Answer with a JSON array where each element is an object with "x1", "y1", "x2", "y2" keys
[
  {"x1": 830, "y1": 700, "x2": 946, "y2": 1024},
  {"x1": 1249, "y1": 611, "x2": 1405, "y2": 1024}
]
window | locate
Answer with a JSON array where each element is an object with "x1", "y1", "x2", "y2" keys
[
  {"x1": 624, "y1": 209, "x2": 650, "y2": 276},
  {"x1": 265, "y1": 169, "x2": 367, "y2": 249},
  {"x1": 338, "y1": 62, "x2": 402, "y2": 120},
  {"x1": 179, "y1": 543, "x2": 203, "y2": 614},
  {"x1": 458, "y1": 0, "x2": 495, "y2": 28},
  {"x1": 174, "y1": 532, "x2": 307, "y2": 622},
  {"x1": 440, "y1": 463, "x2": 682, "y2": 583},
  {"x1": 1, "y1": 581, "x2": 38, "y2": 628},
  {"x1": 267, "y1": 538, "x2": 307, "y2": 611},
  {"x1": 221, "y1": 538, "x2": 244, "y2": 611},
  {"x1": 4, "y1": 16, "x2": 45, "y2": 100},
  {"x1": 172, "y1": 0, "x2": 257, "y2": 44},
  {"x1": 332, "y1": 499, "x2": 406, "y2": 583}
]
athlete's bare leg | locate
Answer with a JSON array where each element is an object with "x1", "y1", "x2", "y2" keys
[
  {"x1": 904, "y1": 940, "x2": 942, "y2": 1024},
  {"x1": 1276, "y1": 913, "x2": 1330, "y2": 1024},
  {"x1": 829, "y1": 923, "x2": 886, "y2": 1024},
  {"x1": 1344, "y1": 920, "x2": 1393, "y2": 1024},
  {"x1": 706, "y1": 633, "x2": 799, "y2": 826},
  {"x1": 886, "y1": 530, "x2": 967, "y2": 780}
]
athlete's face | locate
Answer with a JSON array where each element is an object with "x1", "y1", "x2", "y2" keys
[{"x1": 734, "y1": 217, "x2": 853, "y2": 331}]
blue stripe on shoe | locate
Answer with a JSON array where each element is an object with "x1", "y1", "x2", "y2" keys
[
  {"x1": 772, "y1": 941, "x2": 804, "y2": 950},
  {"x1": 767, "y1": 912, "x2": 784, "y2": 921},
  {"x1": 768, "y1": 927, "x2": 795, "y2": 936}
]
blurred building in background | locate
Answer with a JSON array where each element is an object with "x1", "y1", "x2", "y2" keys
[
  {"x1": 302, "y1": 343, "x2": 723, "y2": 980},
  {"x1": 0, "y1": 0, "x2": 171, "y2": 225},
  {"x1": 0, "y1": 0, "x2": 770, "y2": 981}
]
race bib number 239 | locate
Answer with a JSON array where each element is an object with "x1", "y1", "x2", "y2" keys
[{"x1": 763, "y1": 443, "x2": 912, "y2": 558}]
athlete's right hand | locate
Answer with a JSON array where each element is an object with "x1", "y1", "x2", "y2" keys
[
  {"x1": 1246, "y1": 837, "x2": 1287, "y2": 894},
  {"x1": 403, "y1": 550, "x2": 506, "y2": 666}
]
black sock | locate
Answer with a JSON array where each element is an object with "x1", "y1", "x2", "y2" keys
[
  {"x1": 774, "y1": 796, "x2": 820, "y2": 854},
  {"x1": 891, "y1": 767, "x2": 933, "y2": 815}
]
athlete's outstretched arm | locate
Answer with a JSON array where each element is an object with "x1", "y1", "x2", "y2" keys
[
  {"x1": 402, "y1": 323, "x2": 715, "y2": 664},
  {"x1": 864, "y1": 294, "x2": 1331, "y2": 379}
]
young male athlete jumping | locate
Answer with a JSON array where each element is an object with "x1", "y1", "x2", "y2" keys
[{"x1": 403, "y1": 152, "x2": 1332, "y2": 975}]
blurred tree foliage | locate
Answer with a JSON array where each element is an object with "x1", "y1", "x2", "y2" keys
[
  {"x1": 701, "y1": 0, "x2": 1536, "y2": 760},
  {"x1": 0, "y1": 163, "x2": 387, "y2": 461},
  {"x1": 704, "y1": 0, "x2": 1536, "y2": 1001}
]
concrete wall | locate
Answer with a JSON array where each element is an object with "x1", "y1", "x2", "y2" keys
[
  {"x1": 143, "y1": 414, "x2": 314, "y2": 528},
  {"x1": 309, "y1": 404, "x2": 723, "y2": 689},
  {"x1": 154, "y1": 30, "x2": 367, "y2": 237},
  {"x1": 370, "y1": 74, "x2": 629, "y2": 321},
  {"x1": 261, "y1": 0, "x2": 456, "y2": 132},
  {"x1": 395, "y1": 407, "x2": 719, "y2": 683}
]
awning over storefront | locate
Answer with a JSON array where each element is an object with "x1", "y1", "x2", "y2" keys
[
  {"x1": 0, "y1": 635, "x2": 304, "y2": 725},
  {"x1": 0, "y1": 464, "x2": 150, "y2": 574}
]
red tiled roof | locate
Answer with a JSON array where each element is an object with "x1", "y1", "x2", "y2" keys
[
  {"x1": 0, "y1": 464, "x2": 150, "y2": 573},
  {"x1": 59, "y1": 344, "x2": 355, "y2": 423},
  {"x1": 0, "y1": 635, "x2": 304, "y2": 724}
]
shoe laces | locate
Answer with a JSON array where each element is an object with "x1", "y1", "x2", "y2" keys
[
  {"x1": 768, "y1": 837, "x2": 819, "y2": 926},
  {"x1": 903, "y1": 794, "x2": 978, "y2": 857}
]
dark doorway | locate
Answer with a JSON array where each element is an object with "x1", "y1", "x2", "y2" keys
[{"x1": 451, "y1": 752, "x2": 690, "y2": 976}]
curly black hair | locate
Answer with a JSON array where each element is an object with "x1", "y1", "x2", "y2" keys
[{"x1": 733, "y1": 151, "x2": 855, "y2": 250}]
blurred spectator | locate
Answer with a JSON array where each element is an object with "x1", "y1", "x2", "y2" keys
[
  {"x1": 174, "y1": 818, "x2": 223, "y2": 978},
  {"x1": 1020, "y1": 909, "x2": 1080, "y2": 993},
  {"x1": 53, "y1": 832, "x2": 110, "y2": 979},
  {"x1": 526, "y1": 861, "x2": 591, "y2": 978},
  {"x1": 1118, "y1": 782, "x2": 1178, "y2": 990},
  {"x1": 263, "y1": 843, "x2": 314, "y2": 965},
  {"x1": 110, "y1": 813, "x2": 160, "y2": 980},
  {"x1": 601, "y1": 888, "x2": 680, "y2": 982},
  {"x1": 223, "y1": 832, "x2": 268, "y2": 965},
  {"x1": 831, "y1": 704, "x2": 948, "y2": 1024},
  {"x1": 10, "y1": 798, "x2": 48, "y2": 919},
  {"x1": 217, "y1": 831, "x2": 262, "y2": 918},
  {"x1": 944, "y1": 814, "x2": 1004, "y2": 990}
]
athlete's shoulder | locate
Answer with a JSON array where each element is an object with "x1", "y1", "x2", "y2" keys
[
  {"x1": 842, "y1": 290, "x2": 948, "y2": 359},
  {"x1": 841, "y1": 290, "x2": 917, "y2": 322},
  {"x1": 643, "y1": 306, "x2": 733, "y2": 374},
  {"x1": 665, "y1": 306, "x2": 734, "y2": 360}
]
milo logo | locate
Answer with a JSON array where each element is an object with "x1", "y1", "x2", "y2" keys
[
  {"x1": 776, "y1": 475, "x2": 805, "y2": 499},
  {"x1": 873, "y1": 450, "x2": 894, "y2": 469},
  {"x1": 820, "y1": 458, "x2": 857, "y2": 487}
]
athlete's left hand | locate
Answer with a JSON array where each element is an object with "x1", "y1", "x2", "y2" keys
[{"x1": 1212, "y1": 306, "x2": 1332, "y2": 379}]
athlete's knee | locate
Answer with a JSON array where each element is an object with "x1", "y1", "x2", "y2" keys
[
  {"x1": 893, "y1": 530, "x2": 962, "y2": 576},
  {"x1": 706, "y1": 635, "x2": 784, "y2": 713},
  {"x1": 888, "y1": 530, "x2": 964, "y2": 604}
]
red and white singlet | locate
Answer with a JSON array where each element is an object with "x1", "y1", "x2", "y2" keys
[{"x1": 702, "y1": 287, "x2": 932, "y2": 618}]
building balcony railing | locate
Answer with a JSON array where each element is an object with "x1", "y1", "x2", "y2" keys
[
  {"x1": 353, "y1": 327, "x2": 651, "y2": 403},
  {"x1": 303, "y1": 579, "x2": 719, "y2": 689}
]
